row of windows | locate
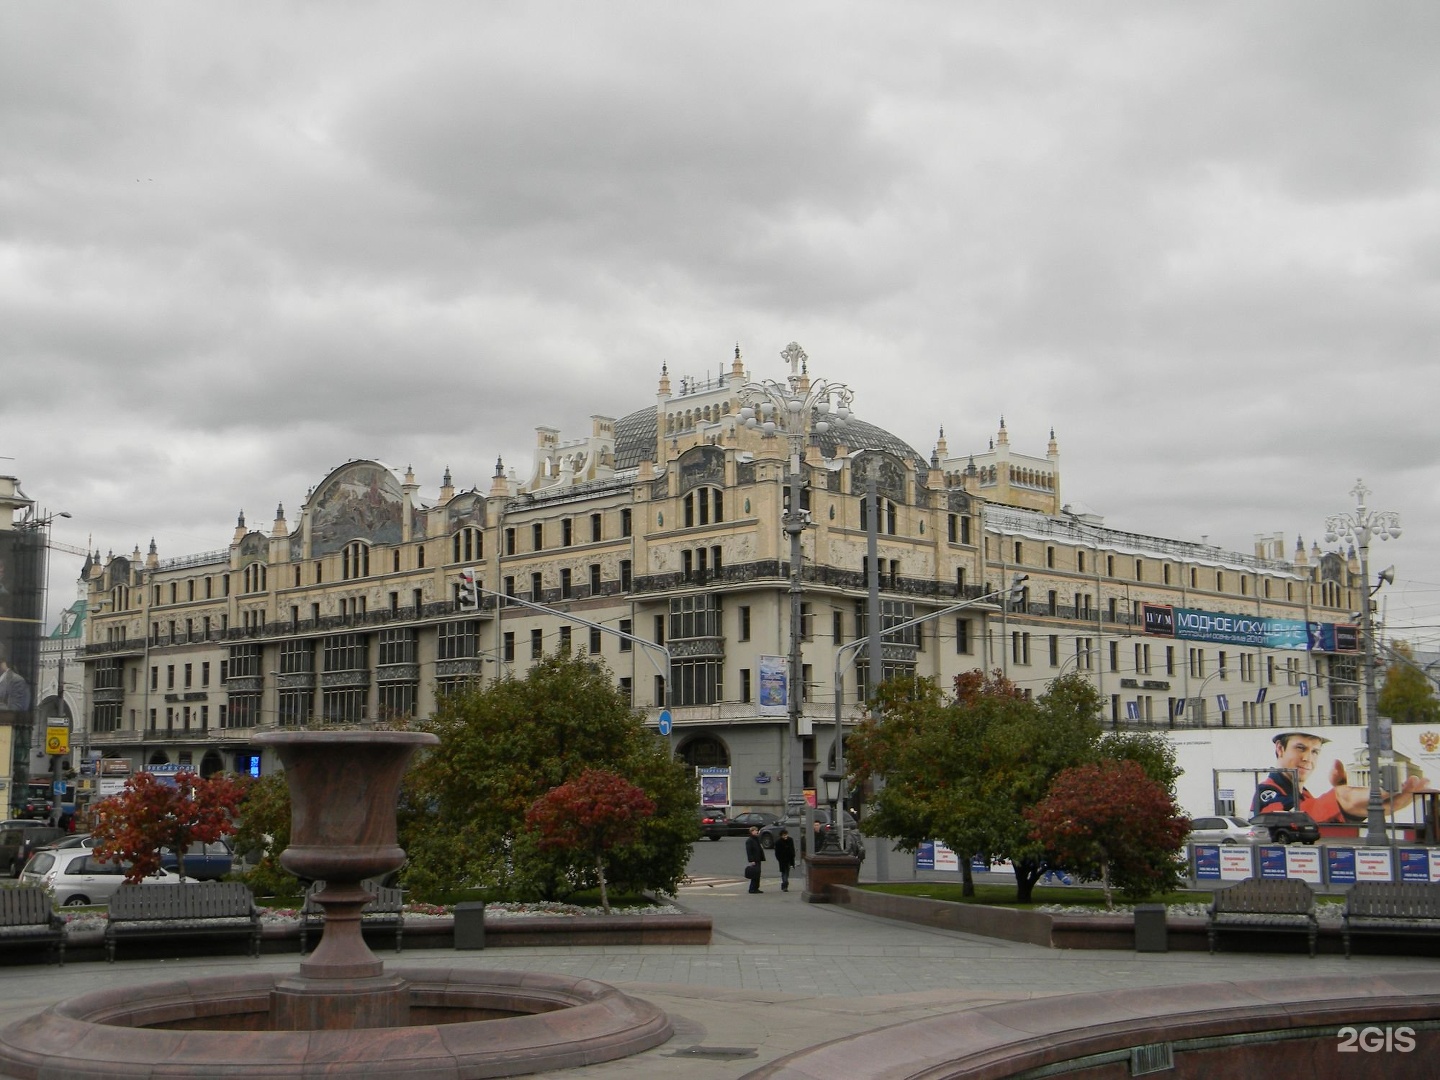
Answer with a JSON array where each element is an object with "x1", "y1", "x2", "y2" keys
[
  {"x1": 505, "y1": 509, "x2": 633, "y2": 556},
  {"x1": 1000, "y1": 540, "x2": 1336, "y2": 603}
]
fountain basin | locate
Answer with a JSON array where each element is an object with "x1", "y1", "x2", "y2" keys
[{"x1": 0, "y1": 967, "x2": 672, "y2": 1078}]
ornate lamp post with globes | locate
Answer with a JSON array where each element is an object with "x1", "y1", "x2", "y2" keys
[
  {"x1": 737, "y1": 343, "x2": 853, "y2": 807},
  {"x1": 1325, "y1": 479, "x2": 1401, "y2": 844}
]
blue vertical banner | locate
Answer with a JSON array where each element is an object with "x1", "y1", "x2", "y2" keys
[
  {"x1": 1193, "y1": 845, "x2": 1221, "y2": 880},
  {"x1": 1328, "y1": 847, "x2": 1357, "y2": 885},
  {"x1": 757, "y1": 655, "x2": 789, "y2": 717}
]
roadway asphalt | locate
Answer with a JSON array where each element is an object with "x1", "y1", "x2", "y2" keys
[{"x1": 1, "y1": 843, "x2": 1435, "y2": 1079}]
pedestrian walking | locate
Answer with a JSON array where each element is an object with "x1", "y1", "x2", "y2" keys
[
  {"x1": 774, "y1": 828, "x2": 796, "y2": 892},
  {"x1": 744, "y1": 826, "x2": 766, "y2": 893}
]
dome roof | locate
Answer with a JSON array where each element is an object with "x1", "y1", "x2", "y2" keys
[{"x1": 613, "y1": 406, "x2": 928, "y2": 473}]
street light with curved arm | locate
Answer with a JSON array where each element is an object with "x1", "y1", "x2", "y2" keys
[
  {"x1": 1325, "y1": 479, "x2": 1401, "y2": 843},
  {"x1": 830, "y1": 573, "x2": 1028, "y2": 851}
]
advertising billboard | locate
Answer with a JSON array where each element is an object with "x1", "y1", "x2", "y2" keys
[{"x1": 1141, "y1": 603, "x2": 1359, "y2": 653}]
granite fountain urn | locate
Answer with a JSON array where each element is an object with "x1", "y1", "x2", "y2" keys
[{"x1": 0, "y1": 729, "x2": 673, "y2": 1079}]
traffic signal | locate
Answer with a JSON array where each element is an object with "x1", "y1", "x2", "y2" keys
[
  {"x1": 1006, "y1": 572, "x2": 1028, "y2": 608},
  {"x1": 457, "y1": 567, "x2": 478, "y2": 609}
]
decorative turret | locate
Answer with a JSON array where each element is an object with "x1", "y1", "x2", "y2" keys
[
  {"x1": 146, "y1": 538, "x2": 159, "y2": 570},
  {"x1": 489, "y1": 457, "x2": 509, "y2": 499},
  {"x1": 730, "y1": 343, "x2": 745, "y2": 382},
  {"x1": 272, "y1": 503, "x2": 288, "y2": 538},
  {"x1": 996, "y1": 417, "x2": 1009, "y2": 447},
  {"x1": 439, "y1": 467, "x2": 454, "y2": 503},
  {"x1": 934, "y1": 426, "x2": 948, "y2": 460},
  {"x1": 232, "y1": 511, "x2": 247, "y2": 544},
  {"x1": 1048, "y1": 427, "x2": 1059, "y2": 459},
  {"x1": 657, "y1": 362, "x2": 671, "y2": 398}
]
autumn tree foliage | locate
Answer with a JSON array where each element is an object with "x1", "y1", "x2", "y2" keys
[
  {"x1": 401, "y1": 652, "x2": 695, "y2": 903},
  {"x1": 1026, "y1": 759, "x2": 1190, "y2": 909},
  {"x1": 525, "y1": 769, "x2": 657, "y2": 913},
  {"x1": 92, "y1": 769, "x2": 248, "y2": 884}
]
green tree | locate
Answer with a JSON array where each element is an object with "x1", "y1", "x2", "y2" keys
[
  {"x1": 230, "y1": 770, "x2": 298, "y2": 898},
  {"x1": 1098, "y1": 730, "x2": 1182, "y2": 800},
  {"x1": 848, "y1": 670, "x2": 1104, "y2": 902},
  {"x1": 1378, "y1": 641, "x2": 1440, "y2": 725},
  {"x1": 525, "y1": 769, "x2": 656, "y2": 914},
  {"x1": 399, "y1": 653, "x2": 695, "y2": 903},
  {"x1": 1026, "y1": 759, "x2": 1190, "y2": 908}
]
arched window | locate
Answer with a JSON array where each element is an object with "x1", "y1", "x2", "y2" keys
[
  {"x1": 452, "y1": 527, "x2": 482, "y2": 564},
  {"x1": 677, "y1": 735, "x2": 730, "y2": 769},
  {"x1": 343, "y1": 541, "x2": 370, "y2": 580},
  {"x1": 147, "y1": 751, "x2": 170, "y2": 766},
  {"x1": 200, "y1": 751, "x2": 225, "y2": 778},
  {"x1": 683, "y1": 487, "x2": 723, "y2": 528}
]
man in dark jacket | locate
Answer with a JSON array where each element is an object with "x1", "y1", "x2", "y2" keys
[
  {"x1": 773, "y1": 828, "x2": 796, "y2": 892},
  {"x1": 744, "y1": 826, "x2": 766, "y2": 893}
]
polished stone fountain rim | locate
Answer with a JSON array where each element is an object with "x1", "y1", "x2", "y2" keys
[{"x1": 0, "y1": 967, "x2": 673, "y2": 1079}]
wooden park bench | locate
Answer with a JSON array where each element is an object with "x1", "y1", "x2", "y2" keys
[
  {"x1": 1207, "y1": 878, "x2": 1317, "y2": 957},
  {"x1": 0, "y1": 885, "x2": 65, "y2": 965},
  {"x1": 1342, "y1": 881, "x2": 1440, "y2": 958},
  {"x1": 299, "y1": 880, "x2": 406, "y2": 955},
  {"x1": 105, "y1": 881, "x2": 261, "y2": 963}
]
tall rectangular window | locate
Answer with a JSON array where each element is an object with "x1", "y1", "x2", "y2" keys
[
  {"x1": 740, "y1": 668, "x2": 752, "y2": 703},
  {"x1": 589, "y1": 627, "x2": 602, "y2": 653},
  {"x1": 560, "y1": 568, "x2": 572, "y2": 598},
  {"x1": 531, "y1": 628, "x2": 543, "y2": 659},
  {"x1": 619, "y1": 619, "x2": 632, "y2": 651},
  {"x1": 956, "y1": 618, "x2": 972, "y2": 654},
  {"x1": 590, "y1": 513, "x2": 602, "y2": 542},
  {"x1": 503, "y1": 632, "x2": 515, "y2": 662},
  {"x1": 562, "y1": 518, "x2": 573, "y2": 547},
  {"x1": 620, "y1": 560, "x2": 632, "y2": 591},
  {"x1": 589, "y1": 564, "x2": 601, "y2": 594},
  {"x1": 621, "y1": 509, "x2": 632, "y2": 537},
  {"x1": 532, "y1": 522, "x2": 544, "y2": 550},
  {"x1": 738, "y1": 605, "x2": 751, "y2": 641}
]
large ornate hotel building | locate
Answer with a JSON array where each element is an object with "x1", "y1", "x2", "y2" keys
[{"x1": 76, "y1": 344, "x2": 1366, "y2": 815}]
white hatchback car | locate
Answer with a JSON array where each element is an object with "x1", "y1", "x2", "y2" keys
[
  {"x1": 19, "y1": 849, "x2": 176, "y2": 906},
  {"x1": 1186, "y1": 815, "x2": 1262, "y2": 845}
]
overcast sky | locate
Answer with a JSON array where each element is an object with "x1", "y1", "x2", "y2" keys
[{"x1": 3, "y1": 2, "x2": 1438, "y2": 649}]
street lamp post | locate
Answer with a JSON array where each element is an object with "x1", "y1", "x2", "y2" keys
[
  {"x1": 1325, "y1": 479, "x2": 1401, "y2": 844},
  {"x1": 831, "y1": 573, "x2": 1027, "y2": 851},
  {"x1": 738, "y1": 342, "x2": 854, "y2": 809}
]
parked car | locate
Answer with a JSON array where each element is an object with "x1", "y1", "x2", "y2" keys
[
  {"x1": 725, "y1": 811, "x2": 781, "y2": 837},
  {"x1": 0, "y1": 825, "x2": 66, "y2": 877},
  {"x1": 758, "y1": 809, "x2": 865, "y2": 859},
  {"x1": 1250, "y1": 811, "x2": 1320, "y2": 845},
  {"x1": 159, "y1": 840, "x2": 235, "y2": 881},
  {"x1": 697, "y1": 808, "x2": 728, "y2": 842},
  {"x1": 1186, "y1": 815, "x2": 1261, "y2": 845},
  {"x1": 19, "y1": 850, "x2": 176, "y2": 906}
]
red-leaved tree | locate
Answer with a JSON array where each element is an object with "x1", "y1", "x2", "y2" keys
[
  {"x1": 92, "y1": 770, "x2": 248, "y2": 884},
  {"x1": 524, "y1": 769, "x2": 656, "y2": 913},
  {"x1": 1025, "y1": 759, "x2": 1190, "y2": 909}
]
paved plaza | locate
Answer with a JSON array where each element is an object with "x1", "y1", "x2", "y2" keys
[{"x1": 2, "y1": 868, "x2": 1437, "y2": 1079}]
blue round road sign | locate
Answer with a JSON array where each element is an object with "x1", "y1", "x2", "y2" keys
[{"x1": 657, "y1": 710, "x2": 673, "y2": 736}]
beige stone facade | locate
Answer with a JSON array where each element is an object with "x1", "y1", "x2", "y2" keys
[{"x1": 75, "y1": 345, "x2": 1365, "y2": 814}]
